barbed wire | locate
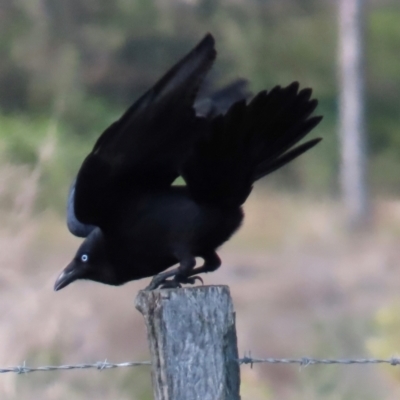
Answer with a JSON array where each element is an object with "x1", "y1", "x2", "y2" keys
[
  {"x1": 0, "y1": 360, "x2": 150, "y2": 374},
  {"x1": 0, "y1": 356, "x2": 399, "y2": 374},
  {"x1": 238, "y1": 355, "x2": 400, "y2": 368}
]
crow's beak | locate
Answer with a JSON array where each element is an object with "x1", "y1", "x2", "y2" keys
[{"x1": 54, "y1": 262, "x2": 82, "y2": 291}]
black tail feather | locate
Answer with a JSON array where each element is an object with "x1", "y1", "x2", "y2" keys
[
  {"x1": 258, "y1": 115, "x2": 323, "y2": 167},
  {"x1": 182, "y1": 82, "x2": 323, "y2": 207},
  {"x1": 253, "y1": 137, "x2": 322, "y2": 181}
]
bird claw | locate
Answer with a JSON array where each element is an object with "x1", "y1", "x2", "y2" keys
[
  {"x1": 172, "y1": 274, "x2": 203, "y2": 286},
  {"x1": 145, "y1": 275, "x2": 170, "y2": 290},
  {"x1": 182, "y1": 275, "x2": 204, "y2": 285},
  {"x1": 145, "y1": 273, "x2": 204, "y2": 290}
]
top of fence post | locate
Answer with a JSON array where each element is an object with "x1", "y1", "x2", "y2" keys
[{"x1": 135, "y1": 285, "x2": 240, "y2": 400}]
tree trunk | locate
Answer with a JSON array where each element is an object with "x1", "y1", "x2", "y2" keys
[{"x1": 338, "y1": 0, "x2": 369, "y2": 229}]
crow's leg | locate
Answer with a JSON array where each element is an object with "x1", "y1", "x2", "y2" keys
[
  {"x1": 159, "y1": 251, "x2": 221, "y2": 288},
  {"x1": 145, "y1": 252, "x2": 221, "y2": 290},
  {"x1": 145, "y1": 256, "x2": 196, "y2": 290}
]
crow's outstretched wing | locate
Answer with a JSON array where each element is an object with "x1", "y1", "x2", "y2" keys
[
  {"x1": 73, "y1": 34, "x2": 216, "y2": 229},
  {"x1": 67, "y1": 77, "x2": 248, "y2": 238},
  {"x1": 68, "y1": 76, "x2": 248, "y2": 238},
  {"x1": 67, "y1": 76, "x2": 248, "y2": 238}
]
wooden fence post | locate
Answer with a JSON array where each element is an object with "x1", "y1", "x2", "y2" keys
[{"x1": 135, "y1": 285, "x2": 240, "y2": 400}]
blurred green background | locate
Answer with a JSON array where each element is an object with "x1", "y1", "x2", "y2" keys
[
  {"x1": 1, "y1": 0, "x2": 400, "y2": 399},
  {"x1": 2, "y1": 0, "x2": 400, "y2": 210}
]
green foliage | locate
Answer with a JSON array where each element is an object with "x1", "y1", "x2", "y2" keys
[
  {"x1": 0, "y1": 110, "x2": 107, "y2": 213},
  {"x1": 0, "y1": 114, "x2": 47, "y2": 165},
  {"x1": 0, "y1": 0, "x2": 400, "y2": 215}
]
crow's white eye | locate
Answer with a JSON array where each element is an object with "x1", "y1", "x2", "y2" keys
[{"x1": 81, "y1": 254, "x2": 89, "y2": 263}]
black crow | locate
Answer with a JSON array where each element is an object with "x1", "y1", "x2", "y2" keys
[{"x1": 54, "y1": 33, "x2": 322, "y2": 291}]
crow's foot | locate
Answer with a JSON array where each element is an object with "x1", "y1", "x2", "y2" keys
[
  {"x1": 145, "y1": 270, "x2": 177, "y2": 290},
  {"x1": 145, "y1": 272, "x2": 203, "y2": 290}
]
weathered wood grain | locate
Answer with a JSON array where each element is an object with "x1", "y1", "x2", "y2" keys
[{"x1": 135, "y1": 285, "x2": 240, "y2": 400}]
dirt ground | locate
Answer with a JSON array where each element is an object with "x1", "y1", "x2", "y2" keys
[{"x1": 0, "y1": 187, "x2": 399, "y2": 399}]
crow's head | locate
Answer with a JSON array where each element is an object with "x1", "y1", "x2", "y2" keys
[{"x1": 54, "y1": 228, "x2": 117, "y2": 290}]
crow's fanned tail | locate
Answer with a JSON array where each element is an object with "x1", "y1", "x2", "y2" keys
[{"x1": 182, "y1": 82, "x2": 322, "y2": 207}]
